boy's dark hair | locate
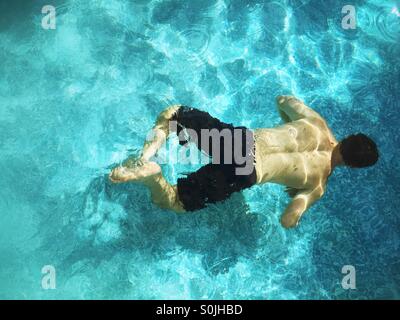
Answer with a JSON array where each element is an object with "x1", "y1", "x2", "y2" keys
[{"x1": 340, "y1": 133, "x2": 379, "y2": 168}]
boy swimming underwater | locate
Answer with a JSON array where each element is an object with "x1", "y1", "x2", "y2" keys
[{"x1": 109, "y1": 96, "x2": 378, "y2": 228}]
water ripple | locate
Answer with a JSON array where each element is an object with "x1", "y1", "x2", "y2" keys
[
  {"x1": 123, "y1": 54, "x2": 154, "y2": 88},
  {"x1": 359, "y1": 5, "x2": 400, "y2": 43},
  {"x1": 375, "y1": 8, "x2": 400, "y2": 43},
  {"x1": 178, "y1": 25, "x2": 211, "y2": 66}
]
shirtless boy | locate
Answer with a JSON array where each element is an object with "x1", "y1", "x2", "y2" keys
[{"x1": 109, "y1": 96, "x2": 378, "y2": 228}]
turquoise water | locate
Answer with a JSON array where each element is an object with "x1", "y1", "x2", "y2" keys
[{"x1": 0, "y1": 0, "x2": 399, "y2": 299}]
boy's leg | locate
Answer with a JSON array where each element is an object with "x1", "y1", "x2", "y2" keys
[
  {"x1": 142, "y1": 173, "x2": 185, "y2": 213},
  {"x1": 124, "y1": 105, "x2": 182, "y2": 167},
  {"x1": 109, "y1": 105, "x2": 186, "y2": 212},
  {"x1": 109, "y1": 162, "x2": 185, "y2": 213},
  {"x1": 111, "y1": 104, "x2": 181, "y2": 180},
  {"x1": 123, "y1": 105, "x2": 231, "y2": 165}
]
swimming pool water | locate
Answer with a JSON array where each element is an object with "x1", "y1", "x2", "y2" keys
[{"x1": 0, "y1": 0, "x2": 399, "y2": 299}]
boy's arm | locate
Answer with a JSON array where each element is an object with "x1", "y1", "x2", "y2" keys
[
  {"x1": 276, "y1": 95, "x2": 322, "y2": 122},
  {"x1": 280, "y1": 185, "x2": 325, "y2": 228}
]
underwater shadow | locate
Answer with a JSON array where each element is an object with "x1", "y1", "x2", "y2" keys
[
  {"x1": 60, "y1": 174, "x2": 267, "y2": 276},
  {"x1": 50, "y1": 170, "x2": 265, "y2": 275}
]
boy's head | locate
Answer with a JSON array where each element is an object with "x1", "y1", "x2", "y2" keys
[{"x1": 339, "y1": 133, "x2": 379, "y2": 168}]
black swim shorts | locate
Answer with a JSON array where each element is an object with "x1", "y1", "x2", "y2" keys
[{"x1": 171, "y1": 106, "x2": 257, "y2": 211}]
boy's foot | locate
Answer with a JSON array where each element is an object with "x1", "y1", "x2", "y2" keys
[{"x1": 109, "y1": 161, "x2": 161, "y2": 183}]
